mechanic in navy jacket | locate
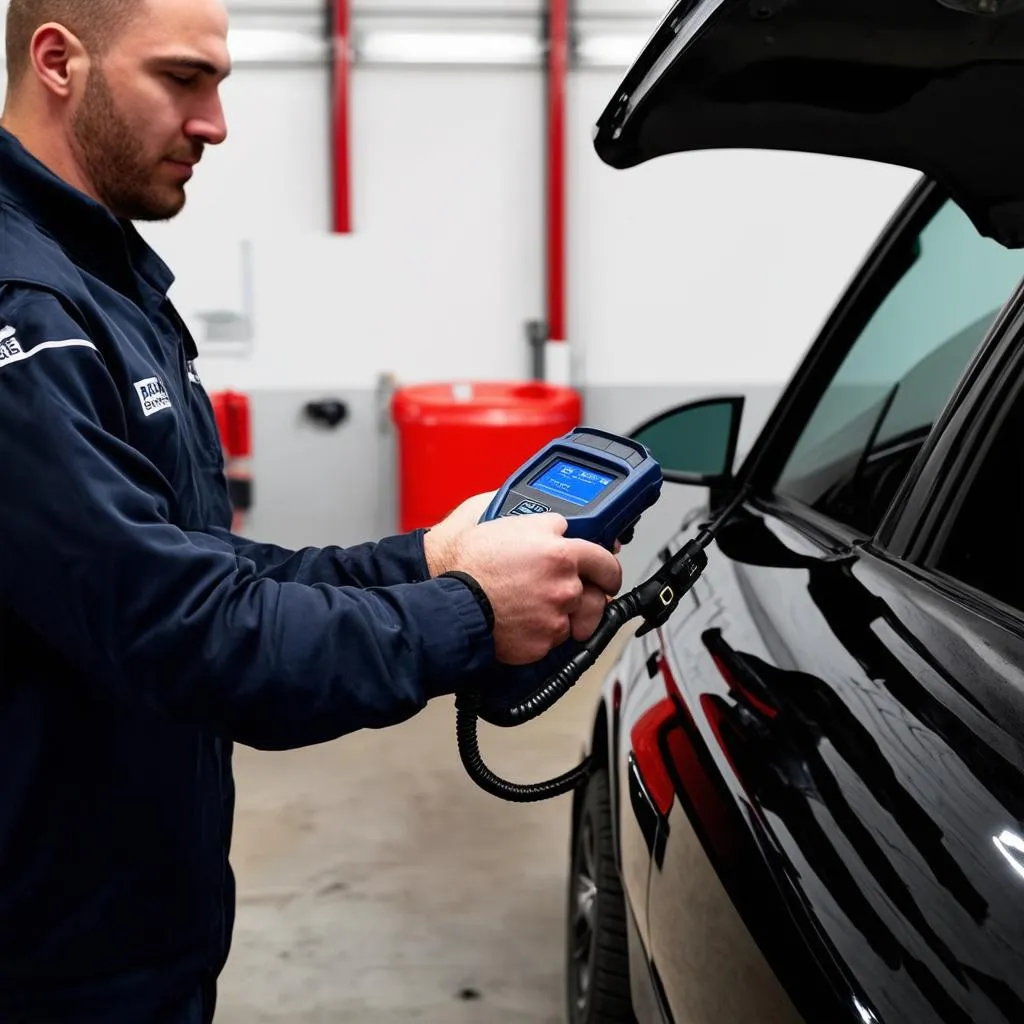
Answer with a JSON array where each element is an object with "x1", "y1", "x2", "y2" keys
[{"x1": 0, "y1": 0, "x2": 623, "y2": 1020}]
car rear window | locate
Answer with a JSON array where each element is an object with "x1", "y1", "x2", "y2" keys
[{"x1": 775, "y1": 199, "x2": 1024, "y2": 535}]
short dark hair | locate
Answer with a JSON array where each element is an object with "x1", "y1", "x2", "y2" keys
[{"x1": 5, "y1": 0, "x2": 144, "y2": 85}]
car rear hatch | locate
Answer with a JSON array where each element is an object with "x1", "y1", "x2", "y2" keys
[{"x1": 595, "y1": 0, "x2": 1024, "y2": 246}]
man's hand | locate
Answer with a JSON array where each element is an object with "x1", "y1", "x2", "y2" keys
[
  {"x1": 425, "y1": 491, "x2": 623, "y2": 579},
  {"x1": 443, "y1": 511, "x2": 622, "y2": 665},
  {"x1": 424, "y1": 492, "x2": 496, "y2": 578}
]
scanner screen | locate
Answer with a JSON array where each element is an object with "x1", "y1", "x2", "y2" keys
[{"x1": 531, "y1": 460, "x2": 615, "y2": 507}]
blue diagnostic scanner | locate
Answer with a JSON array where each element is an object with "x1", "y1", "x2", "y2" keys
[{"x1": 480, "y1": 427, "x2": 663, "y2": 551}]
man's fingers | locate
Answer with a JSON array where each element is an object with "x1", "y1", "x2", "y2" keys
[
  {"x1": 566, "y1": 538, "x2": 623, "y2": 596},
  {"x1": 483, "y1": 512, "x2": 567, "y2": 537},
  {"x1": 542, "y1": 513, "x2": 569, "y2": 536},
  {"x1": 570, "y1": 585, "x2": 610, "y2": 641},
  {"x1": 466, "y1": 492, "x2": 496, "y2": 515}
]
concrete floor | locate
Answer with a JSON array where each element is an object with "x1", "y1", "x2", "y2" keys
[{"x1": 216, "y1": 646, "x2": 621, "y2": 1024}]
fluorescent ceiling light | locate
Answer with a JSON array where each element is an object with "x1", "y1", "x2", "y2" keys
[
  {"x1": 576, "y1": 35, "x2": 647, "y2": 68},
  {"x1": 227, "y1": 27, "x2": 327, "y2": 65},
  {"x1": 358, "y1": 30, "x2": 541, "y2": 66},
  {"x1": 225, "y1": 23, "x2": 649, "y2": 68}
]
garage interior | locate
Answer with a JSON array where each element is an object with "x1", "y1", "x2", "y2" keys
[
  {"x1": 0, "y1": 0, "x2": 929, "y2": 1020},
  {"x1": 217, "y1": 651, "x2": 619, "y2": 1024}
]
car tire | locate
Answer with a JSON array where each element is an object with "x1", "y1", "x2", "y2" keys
[{"x1": 566, "y1": 769, "x2": 637, "y2": 1023}]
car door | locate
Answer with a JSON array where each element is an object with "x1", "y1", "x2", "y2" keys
[
  {"x1": 612, "y1": 596, "x2": 667, "y2": 959},
  {"x1": 632, "y1": 186, "x2": 1024, "y2": 1024}
]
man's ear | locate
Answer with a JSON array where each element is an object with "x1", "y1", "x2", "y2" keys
[{"x1": 29, "y1": 23, "x2": 89, "y2": 99}]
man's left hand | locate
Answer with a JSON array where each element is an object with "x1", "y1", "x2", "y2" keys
[{"x1": 423, "y1": 492, "x2": 496, "y2": 577}]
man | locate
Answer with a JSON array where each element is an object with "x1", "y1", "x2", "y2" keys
[{"x1": 0, "y1": 0, "x2": 622, "y2": 1020}]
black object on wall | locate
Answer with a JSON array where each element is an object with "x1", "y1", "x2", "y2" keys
[{"x1": 304, "y1": 399, "x2": 350, "y2": 429}]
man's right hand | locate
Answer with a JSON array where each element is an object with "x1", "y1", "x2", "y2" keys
[{"x1": 446, "y1": 512, "x2": 622, "y2": 665}]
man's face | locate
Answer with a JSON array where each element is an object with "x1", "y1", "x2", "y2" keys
[{"x1": 71, "y1": 0, "x2": 231, "y2": 221}]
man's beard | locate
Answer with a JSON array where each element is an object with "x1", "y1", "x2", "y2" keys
[{"x1": 72, "y1": 69, "x2": 191, "y2": 222}]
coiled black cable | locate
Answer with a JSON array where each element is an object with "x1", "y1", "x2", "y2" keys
[
  {"x1": 454, "y1": 491, "x2": 748, "y2": 803},
  {"x1": 455, "y1": 689, "x2": 595, "y2": 801}
]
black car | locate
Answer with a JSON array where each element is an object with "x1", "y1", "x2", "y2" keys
[{"x1": 566, "y1": 2, "x2": 1024, "y2": 1022}]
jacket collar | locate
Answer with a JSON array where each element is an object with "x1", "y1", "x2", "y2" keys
[{"x1": 0, "y1": 126, "x2": 175, "y2": 298}]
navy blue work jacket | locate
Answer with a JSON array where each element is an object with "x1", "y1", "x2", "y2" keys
[{"x1": 0, "y1": 128, "x2": 495, "y2": 1021}]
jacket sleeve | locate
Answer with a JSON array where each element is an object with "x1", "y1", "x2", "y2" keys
[
  {"x1": 205, "y1": 527, "x2": 435, "y2": 588},
  {"x1": 0, "y1": 289, "x2": 495, "y2": 750}
]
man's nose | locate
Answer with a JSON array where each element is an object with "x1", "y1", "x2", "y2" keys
[{"x1": 186, "y1": 95, "x2": 228, "y2": 147}]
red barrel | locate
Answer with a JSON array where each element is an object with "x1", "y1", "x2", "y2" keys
[{"x1": 392, "y1": 381, "x2": 582, "y2": 532}]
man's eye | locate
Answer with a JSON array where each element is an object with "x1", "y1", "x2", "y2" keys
[{"x1": 167, "y1": 73, "x2": 195, "y2": 86}]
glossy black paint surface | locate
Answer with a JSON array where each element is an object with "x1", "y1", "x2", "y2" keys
[{"x1": 605, "y1": 496, "x2": 1024, "y2": 1024}]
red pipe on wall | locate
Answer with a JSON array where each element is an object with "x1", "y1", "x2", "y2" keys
[
  {"x1": 546, "y1": 0, "x2": 569, "y2": 343},
  {"x1": 332, "y1": 0, "x2": 352, "y2": 234}
]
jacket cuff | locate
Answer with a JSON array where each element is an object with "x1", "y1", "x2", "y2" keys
[
  {"x1": 437, "y1": 570, "x2": 495, "y2": 632},
  {"x1": 414, "y1": 575, "x2": 496, "y2": 698},
  {"x1": 373, "y1": 529, "x2": 432, "y2": 584}
]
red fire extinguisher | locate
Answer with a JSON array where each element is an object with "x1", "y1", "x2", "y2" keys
[{"x1": 210, "y1": 390, "x2": 253, "y2": 533}]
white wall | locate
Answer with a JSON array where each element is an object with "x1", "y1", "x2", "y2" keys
[
  {"x1": 569, "y1": 74, "x2": 918, "y2": 387},
  {"x1": 1, "y1": 0, "x2": 919, "y2": 396},
  {"x1": 141, "y1": 65, "x2": 546, "y2": 392},
  {"x1": 147, "y1": 61, "x2": 915, "y2": 394}
]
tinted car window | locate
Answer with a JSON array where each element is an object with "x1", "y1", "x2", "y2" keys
[
  {"x1": 775, "y1": 200, "x2": 1024, "y2": 535},
  {"x1": 932, "y1": 380, "x2": 1024, "y2": 613}
]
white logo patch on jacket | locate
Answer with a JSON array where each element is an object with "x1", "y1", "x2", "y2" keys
[
  {"x1": 0, "y1": 325, "x2": 24, "y2": 363},
  {"x1": 134, "y1": 376, "x2": 172, "y2": 416}
]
